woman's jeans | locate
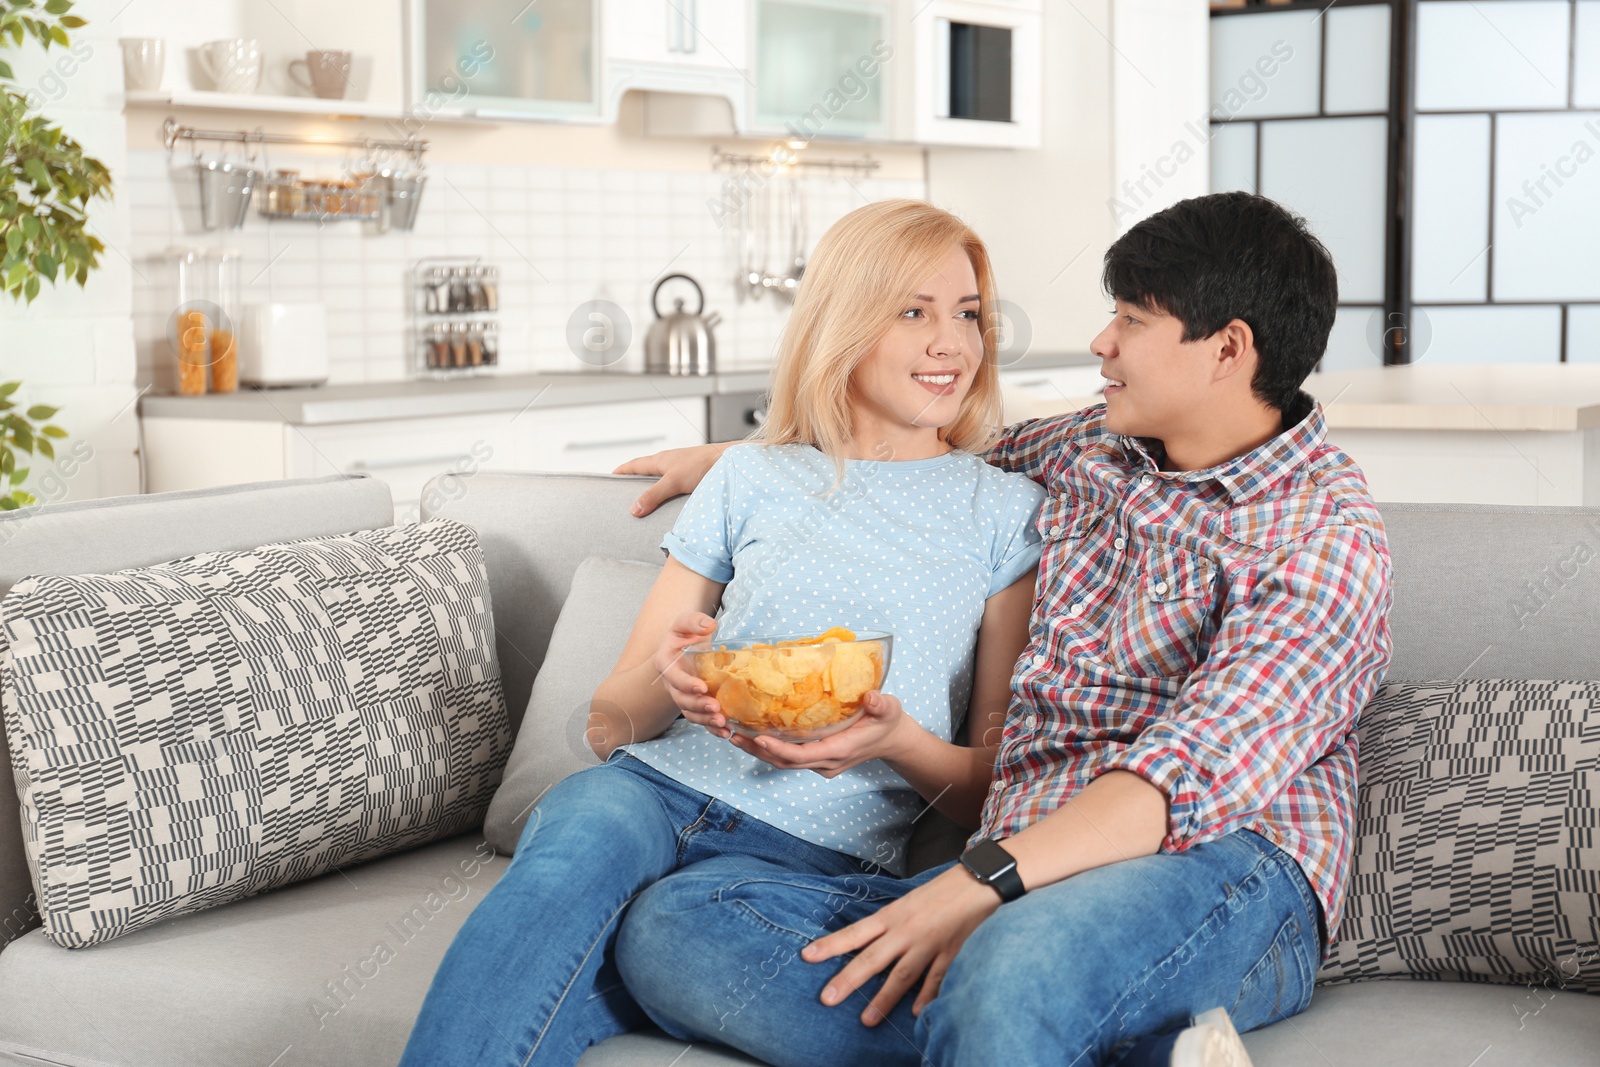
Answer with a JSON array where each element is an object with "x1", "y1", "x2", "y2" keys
[
  {"x1": 398, "y1": 752, "x2": 867, "y2": 1067},
  {"x1": 615, "y1": 829, "x2": 1324, "y2": 1067}
]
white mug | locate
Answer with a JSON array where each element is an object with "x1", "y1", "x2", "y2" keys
[
  {"x1": 119, "y1": 37, "x2": 164, "y2": 92},
  {"x1": 197, "y1": 38, "x2": 262, "y2": 95}
]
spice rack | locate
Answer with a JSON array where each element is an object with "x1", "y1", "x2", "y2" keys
[{"x1": 411, "y1": 257, "x2": 500, "y2": 376}]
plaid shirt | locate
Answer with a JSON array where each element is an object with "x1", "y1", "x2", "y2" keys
[{"x1": 976, "y1": 395, "x2": 1392, "y2": 942}]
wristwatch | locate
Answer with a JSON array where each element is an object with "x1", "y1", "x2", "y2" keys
[{"x1": 959, "y1": 838, "x2": 1026, "y2": 903}]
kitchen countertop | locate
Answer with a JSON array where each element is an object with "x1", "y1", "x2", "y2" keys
[
  {"x1": 1309, "y1": 364, "x2": 1600, "y2": 432},
  {"x1": 138, "y1": 351, "x2": 1099, "y2": 425}
]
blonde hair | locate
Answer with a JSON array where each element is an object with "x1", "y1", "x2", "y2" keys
[{"x1": 759, "y1": 199, "x2": 1004, "y2": 459}]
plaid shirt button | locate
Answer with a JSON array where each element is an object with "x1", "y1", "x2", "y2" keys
[{"x1": 1069, "y1": 602, "x2": 1085, "y2": 616}]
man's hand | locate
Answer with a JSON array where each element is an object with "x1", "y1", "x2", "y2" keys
[
  {"x1": 614, "y1": 443, "x2": 732, "y2": 517},
  {"x1": 802, "y1": 864, "x2": 1001, "y2": 1025},
  {"x1": 730, "y1": 691, "x2": 916, "y2": 778}
]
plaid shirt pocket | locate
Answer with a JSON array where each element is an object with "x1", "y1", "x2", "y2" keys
[{"x1": 1109, "y1": 545, "x2": 1219, "y2": 679}]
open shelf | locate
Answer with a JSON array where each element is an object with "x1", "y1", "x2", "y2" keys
[{"x1": 125, "y1": 89, "x2": 404, "y2": 121}]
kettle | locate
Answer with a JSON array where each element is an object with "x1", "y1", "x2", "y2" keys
[{"x1": 644, "y1": 273, "x2": 721, "y2": 376}]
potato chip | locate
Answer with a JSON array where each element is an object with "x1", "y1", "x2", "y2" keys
[{"x1": 688, "y1": 627, "x2": 890, "y2": 740}]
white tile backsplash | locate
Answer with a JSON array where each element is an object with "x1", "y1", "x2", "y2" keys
[{"x1": 128, "y1": 150, "x2": 925, "y2": 387}]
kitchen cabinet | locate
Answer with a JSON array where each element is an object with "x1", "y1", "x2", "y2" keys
[
  {"x1": 407, "y1": 0, "x2": 602, "y2": 121},
  {"x1": 141, "y1": 397, "x2": 707, "y2": 524},
  {"x1": 603, "y1": 0, "x2": 750, "y2": 126},
  {"x1": 749, "y1": 0, "x2": 893, "y2": 139}
]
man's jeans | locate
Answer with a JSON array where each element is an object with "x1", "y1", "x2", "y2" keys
[
  {"x1": 398, "y1": 752, "x2": 866, "y2": 1067},
  {"x1": 616, "y1": 829, "x2": 1323, "y2": 1067}
]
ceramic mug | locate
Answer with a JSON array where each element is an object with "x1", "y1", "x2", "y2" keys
[
  {"x1": 288, "y1": 49, "x2": 352, "y2": 100},
  {"x1": 119, "y1": 37, "x2": 164, "y2": 92},
  {"x1": 197, "y1": 38, "x2": 262, "y2": 95}
]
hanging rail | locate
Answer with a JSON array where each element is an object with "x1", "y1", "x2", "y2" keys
[
  {"x1": 712, "y1": 146, "x2": 878, "y2": 177},
  {"x1": 162, "y1": 117, "x2": 427, "y2": 162}
]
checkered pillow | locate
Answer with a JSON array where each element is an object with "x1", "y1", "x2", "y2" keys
[
  {"x1": 0, "y1": 519, "x2": 511, "y2": 948},
  {"x1": 1319, "y1": 680, "x2": 1600, "y2": 994}
]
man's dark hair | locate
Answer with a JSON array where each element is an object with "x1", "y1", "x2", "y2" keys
[{"x1": 1101, "y1": 192, "x2": 1338, "y2": 413}]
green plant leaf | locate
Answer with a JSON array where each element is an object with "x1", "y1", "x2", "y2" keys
[
  {"x1": 11, "y1": 489, "x2": 35, "y2": 506},
  {"x1": 35, "y1": 251, "x2": 55, "y2": 279},
  {"x1": 47, "y1": 23, "x2": 65, "y2": 46},
  {"x1": 18, "y1": 214, "x2": 38, "y2": 240},
  {"x1": 43, "y1": 0, "x2": 71, "y2": 14},
  {"x1": 59, "y1": 16, "x2": 85, "y2": 29},
  {"x1": 35, "y1": 438, "x2": 52, "y2": 461},
  {"x1": 40, "y1": 424, "x2": 66, "y2": 437},
  {"x1": 26, "y1": 404, "x2": 57, "y2": 420},
  {"x1": 3, "y1": 227, "x2": 19, "y2": 256},
  {"x1": 0, "y1": 498, "x2": 19, "y2": 512},
  {"x1": 23, "y1": 157, "x2": 50, "y2": 189},
  {"x1": 9, "y1": 467, "x2": 26, "y2": 485},
  {"x1": 11, "y1": 423, "x2": 33, "y2": 451},
  {"x1": 0, "y1": 382, "x2": 18, "y2": 398},
  {"x1": 0, "y1": 449, "x2": 12, "y2": 476},
  {"x1": 0, "y1": 59, "x2": 11, "y2": 79},
  {"x1": 23, "y1": 274, "x2": 39, "y2": 301}
]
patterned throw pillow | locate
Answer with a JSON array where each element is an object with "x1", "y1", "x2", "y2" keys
[
  {"x1": 1, "y1": 519, "x2": 511, "y2": 949},
  {"x1": 1320, "y1": 680, "x2": 1600, "y2": 994}
]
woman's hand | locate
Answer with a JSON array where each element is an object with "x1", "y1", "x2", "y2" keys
[
  {"x1": 729, "y1": 691, "x2": 917, "y2": 778},
  {"x1": 653, "y1": 611, "x2": 732, "y2": 739},
  {"x1": 803, "y1": 864, "x2": 1001, "y2": 1024},
  {"x1": 614, "y1": 443, "x2": 732, "y2": 517}
]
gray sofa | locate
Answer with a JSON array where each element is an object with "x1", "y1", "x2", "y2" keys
[{"x1": 0, "y1": 471, "x2": 1595, "y2": 1066}]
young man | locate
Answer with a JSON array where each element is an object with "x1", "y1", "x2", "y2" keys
[{"x1": 609, "y1": 192, "x2": 1392, "y2": 1067}]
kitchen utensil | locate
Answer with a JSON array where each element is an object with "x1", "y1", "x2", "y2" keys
[
  {"x1": 197, "y1": 159, "x2": 257, "y2": 231},
  {"x1": 288, "y1": 49, "x2": 352, "y2": 99},
  {"x1": 644, "y1": 273, "x2": 721, "y2": 376},
  {"x1": 239, "y1": 303, "x2": 329, "y2": 387},
  {"x1": 197, "y1": 38, "x2": 262, "y2": 94},
  {"x1": 385, "y1": 169, "x2": 426, "y2": 231},
  {"x1": 118, "y1": 37, "x2": 165, "y2": 92}
]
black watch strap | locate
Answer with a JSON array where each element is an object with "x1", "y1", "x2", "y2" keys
[{"x1": 959, "y1": 838, "x2": 1025, "y2": 903}]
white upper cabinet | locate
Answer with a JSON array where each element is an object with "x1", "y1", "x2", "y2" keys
[
  {"x1": 748, "y1": 0, "x2": 893, "y2": 139},
  {"x1": 408, "y1": 0, "x2": 602, "y2": 121},
  {"x1": 604, "y1": 0, "x2": 750, "y2": 124}
]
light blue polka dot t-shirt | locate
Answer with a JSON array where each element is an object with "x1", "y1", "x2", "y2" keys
[{"x1": 623, "y1": 442, "x2": 1045, "y2": 875}]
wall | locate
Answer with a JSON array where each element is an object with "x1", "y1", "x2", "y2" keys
[
  {"x1": 925, "y1": 0, "x2": 1118, "y2": 358},
  {"x1": 0, "y1": 0, "x2": 139, "y2": 504},
  {"x1": 125, "y1": 95, "x2": 924, "y2": 388}
]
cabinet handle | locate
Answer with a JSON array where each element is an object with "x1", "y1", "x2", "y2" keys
[
  {"x1": 684, "y1": 0, "x2": 698, "y2": 54},
  {"x1": 563, "y1": 434, "x2": 669, "y2": 452},
  {"x1": 348, "y1": 453, "x2": 472, "y2": 472}
]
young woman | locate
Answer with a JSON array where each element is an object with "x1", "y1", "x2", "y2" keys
[{"x1": 398, "y1": 200, "x2": 1046, "y2": 1067}]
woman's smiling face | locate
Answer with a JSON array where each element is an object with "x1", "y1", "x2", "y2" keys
[{"x1": 848, "y1": 245, "x2": 983, "y2": 450}]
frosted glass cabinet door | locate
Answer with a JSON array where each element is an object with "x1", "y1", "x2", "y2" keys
[
  {"x1": 1260, "y1": 117, "x2": 1389, "y2": 305},
  {"x1": 1411, "y1": 115, "x2": 1491, "y2": 302},
  {"x1": 1209, "y1": 121, "x2": 1257, "y2": 194},
  {"x1": 1416, "y1": 0, "x2": 1570, "y2": 111},
  {"x1": 1209, "y1": 10, "x2": 1320, "y2": 121},
  {"x1": 414, "y1": 0, "x2": 599, "y2": 118},
  {"x1": 753, "y1": 0, "x2": 889, "y2": 137},
  {"x1": 1324, "y1": 5, "x2": 1390, "y2": 115},
  {"x1": 1494, "y1": 113, "x2": 1600, "y2": 302}
]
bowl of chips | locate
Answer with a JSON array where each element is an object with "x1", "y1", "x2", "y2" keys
[{"x1": 686, "y1": 627, "x2": 893, "y2": 742}]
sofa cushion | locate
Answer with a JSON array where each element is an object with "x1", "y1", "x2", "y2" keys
[
  {"x1": 0, "y1": 473, "x2": 393, "y2": 952},
  {"x1": 1320, "y1": 680, "x2": 1600, "y2": 993},
  {"x1": 1, "y1": 519, "x2": 511, "y2": 948},
  {"x1": 483, "y1": 557, "x2": 661, "y2": 853}
]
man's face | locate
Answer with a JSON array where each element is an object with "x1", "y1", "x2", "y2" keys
[{"x1": 1091, "y1": 300, "x2": 1214, "y2": 440}]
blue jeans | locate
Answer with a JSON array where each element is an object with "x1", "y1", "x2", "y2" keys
[
  {"x1": 615, "y1": 830, "x2": 1322, "y2": 1067},
  {"x1": 398, "y1": 752, "x2": 867, "y2": 1067}
]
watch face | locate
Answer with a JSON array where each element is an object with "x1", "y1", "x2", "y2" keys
[{"x1": 963, "y1": 838, "x2": 1016, "y2": 881}]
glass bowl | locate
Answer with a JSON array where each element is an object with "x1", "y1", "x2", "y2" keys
[{"x1": 685, "y1": 629, "x2": 894, "y2": 742}]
